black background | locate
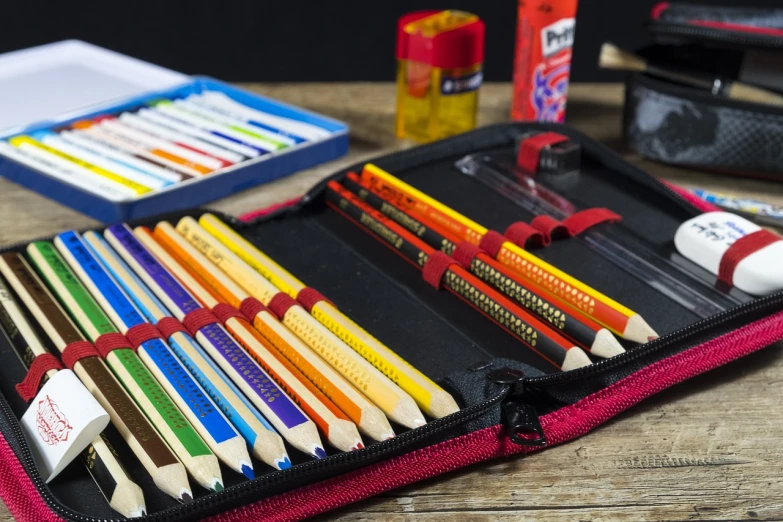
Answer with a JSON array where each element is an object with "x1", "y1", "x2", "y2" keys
[{"x1": 0, "y1": 0, "x2": 778, "y2": 82}]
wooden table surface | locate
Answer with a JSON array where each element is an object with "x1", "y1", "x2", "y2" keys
[{"x1": 2, "y1": 83, "x2": 783, "y2": 521}]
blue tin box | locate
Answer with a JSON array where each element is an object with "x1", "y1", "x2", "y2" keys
[{"x1": 0, "y1": 41, "x2": 349, "y2": 222}]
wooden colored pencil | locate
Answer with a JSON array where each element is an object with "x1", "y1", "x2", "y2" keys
[
  {"x1": 122, "y1": 225, "x2": 328, "y2": 457},
  {"x1": 26, "y1": 242, "x2": 223, "y2": 493},
  {"x1": 152, "y1": 223, "x2": 397, "y2": 442},
  {"x1": 0, "y1": 253, "x2": 192, "y2": 503},
  {"x1": 359, "y1": 163, "x2": 658, "y2": 343},
  {"x1": 0, "y1": 275, "x2": 146, "y2": 517},
  {"x1": 198, "y1": 212, "x2": 462, "y2": 419},
  {"x1": 54, "y1": 231, "x2": 250, "y2": 481},
  {"x1": 326, "y1": 181, "x2": 592, "y2": 371},
  {"x1": 175, "y1": 216, "x2": 428, "y2": 430},
  {"x1": 341, "y1": 173, "x2": 625, "y2": 358},
  {"x1": 86, "y1": 230, "x2": 292, "y2": 470}
]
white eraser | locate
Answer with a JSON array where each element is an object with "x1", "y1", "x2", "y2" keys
[{"x1": 674, "y1": 211, "x2": 783, "y2": 296}]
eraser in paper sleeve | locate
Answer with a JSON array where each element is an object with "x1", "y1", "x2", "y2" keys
[{"x1": 674, "y1": 211, "x2": 783, "y2": 296}]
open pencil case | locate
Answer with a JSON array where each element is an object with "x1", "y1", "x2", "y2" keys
[
  {"x1": 1, "y1": 121, "x2": 783, "y2": 522},
  {"x1": 623, "y1": 2, "x2": 783, "y2": 179}
]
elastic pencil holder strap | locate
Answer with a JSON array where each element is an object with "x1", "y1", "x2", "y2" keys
[
  {"x1": 504, "y1": 222, "x2": 546, "y2": 249},
  {"x1": 718, "y1": 229, "x2": 781, "y2": 286},
  {"x1": 126, "y1": 323, "x2": 164, "y2": 348},
  {"x1": 182, "y1": 308, "x2": 220, "y2": 337},
  {"x1": 240, "y1": 297, "x2": 269, "y2": 321},
  {"x1": 530, "y1": 215, "x2": 569, "y2": 245},
  {"x1": 95, "y1": 333, "x2": 135, "y2": 358},
  {"x1": 422, "y1": 251, "x2": 458, "y2": 290},
  {"x1": 157, "y1": 317, "x2": 189, "y2": 340},
  {"x1": 16, "y1": 354, "x2": 64, "y2": 402},
  {"x1": 61, "y1": 340, "x2": 100, "y2": 370},
  {"x1": 517, "y1": 131, "x2": 568, "y2": 173},
  {"x1": 478, "y1": 230, "x2": 507, "y2": 258},
  {"x1": 267, "y1": 293, "x2": 298, "y2": 320},
  {"x1": 297, "y1": 287, "x2": 334, "y2": 313},
  {"x1": 212, "y1": 303, "x2": 248, "y2": 324},
  {"x1": 561, "y1": 208, "x2": 622, "y2": 236},
  {"x1": 451, "y1": 242, "x2": 484, "y2": 269}
]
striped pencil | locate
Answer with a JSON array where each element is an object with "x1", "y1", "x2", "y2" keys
[
  {"x1": 129, "y1": 225, "x2": 365, "y2": 452},
  {"x1": 84, "y1": 230, "x2": 291, "y2": 470},
  {"x1": 197, "y1": 212, "x2": 462, "y2": 419},
  {"x1": 0, "y1": 275, "x2": 146, "y2": 517},
  {"x1": 341, "y1": 173, "x2": 625, "y2": 358},
  {"x1": 325, "y1": 181, "x2": 592, "y2": 371},
  {"x1": 0, "y1": 253, "x2": 192, "y2": 503},
  {"x1": 359, "y1": 164, "x2": 658, "y2": 343},
  {"x1": 175, "y1": 216, "x2": 427, "y2": 430},
  {"x1": 26, "y1": 241, "x2": 224, "y2": 492},
  {"x1": 97, "y1": 227, "x2": 326, "y2": 459},
  {"x1": 153, "y1": 223, "x2": 396, "y2": 442},
  {"x1": 54, "y1": 231, "x2": 252, "y2": 480}
]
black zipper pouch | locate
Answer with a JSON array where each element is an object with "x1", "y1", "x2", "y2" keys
[
  {"x1": 0, "y1": 122, "x2": 782, "y2": 521},
  {"x1": 623, "y1": 2, "x2": 783, "y2": 179}
]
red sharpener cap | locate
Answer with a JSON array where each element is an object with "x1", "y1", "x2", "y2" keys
[{"x1": 396, "y1": 11, "x2": 485, "y2": 69}]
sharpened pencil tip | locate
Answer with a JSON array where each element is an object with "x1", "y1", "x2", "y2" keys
[
  {"x1": 129, "y1": 507, "x2": 146, "y2": 518},
  {"x1": 413, "y1": 418, "x2": 427, "y2": 427},
  {"x1": 352, "y1": 441, "x2": 365, "y2": 451},
  {"x1": 211, "y1": 479, "x2": 224, "y2": 492},
  {"x1": 179, "y1": 490, "x2": 194, "y2": 504},
  {"x1": 241, "y1": 463, "x2": 255, "y2": 479},
  {"x1": 313, "y1": 446, "x2": 327, "y2": 459},
  {"x1": 383, "y1": 432, "x2": 395, "y2": 440},
  {"x1": 276, "y1": 456, "x2": 292, "y2": 470}
]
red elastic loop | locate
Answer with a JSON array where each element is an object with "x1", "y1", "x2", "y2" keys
[
  {"x1": 517, "y1": 132, "x2": 568, "y2": 173},
  {"x1": 213, "y1": 303, "x2": 248, "y2": 324},
  {"x1": 478, "y1": 230, "x2": 507, "y2": 258},
  {"x1": 182, "y1": 308, "x2": 220, "y2": 337},
  {"x1": 157, "y1": 317, "x2": 189, "y2": 340},
  {"x1": 452, "y1": 241, "x2": 484, "y2": 269},
  {"x1": 15, "y1": 354, "x2": 64, "y2": 402},
  {"x1": 61, "y1": 340, "x2": 100, "y2": 370},
  {"x1": 297, "y1": 287, "x2": 334, "y2": 313},
  {"x1": 125, "y1": 323, "x2": 163, "y2": 349},
  {"x1": 504, "y1": 222, "x2": 546, "y2": 249},
  {"x1": 561, "y1": 208, "x2": 622, "y2": 236},
  {"x1": 268, "y1": 293, "x2": 298, "y2": 320},
  {"x1": 718, "y1": 230, "x2": 781, "y2": 286},
  {"x1": 95, "y1": 332, "x2": 134, "y2": 358},
  {"x1": 422, "y1": 251, "x2": 457, "y2": 290},
  {"x1": 530, "y1": 215, "x2": 569, "y2": 245},
  {"x1": 240, "y1": 297, "x2": 269, "y2": 321}
]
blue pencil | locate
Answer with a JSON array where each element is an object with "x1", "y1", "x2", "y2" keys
[{"x1": 54, "y1": 231, "x2": 254, "y2": 480}]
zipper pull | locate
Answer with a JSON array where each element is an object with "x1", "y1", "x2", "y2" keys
[{"x1": 488, "y1": 367, "x2": 547, "y2": 447}]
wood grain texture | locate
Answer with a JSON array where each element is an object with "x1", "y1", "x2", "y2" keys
[{"x1": 2, "y1": 83, "x2": 783, "y2": 521}]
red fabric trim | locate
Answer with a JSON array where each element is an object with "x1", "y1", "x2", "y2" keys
[
  {"x1": 267, "y1": 293, "x2": 298, "y2": 320},
  {"x1": 213, "y1": 303, "x2": 248, "y2": 325},
  {"x1": 718, "y1": 230, "x2": 781, "y2": 286},
  {"x1": 61, "y1": 341, "x2": 100, "y2": 370},
  {"x1": 15, "y1": 355, "x2": 63, "y2": 402},
  {"x1": 297, "y1": 287, "x2": 334, "y2": 313},
  {"x1": 182, "y1": 308, "x2": 220, "y2": 337},
  {"x1": 517, "y1": 132, "x2": 568, "y2": 173},
  {"x1": 478, "y1": 230, "x2": 506, "y2": 258},
  {"x1": 451, "y1": 242, "x2": 483, "y2": 270},
  {"x1": 689, "y1": 20, "x2": 783, "y2": 37},
  {"x1": 157, "y1": 317, "x2": 189, "y2": 340},
  {"x1": 650, "y1": 1, "x2": 669, "y2": 19},
  {"x1": 422, "y1": 251, "x2": 456, "y2": 290},
  {"x1": 94, "y1": 333, "x2": 134, "y2": 358},
  {"x1": 240, "y1": 297, "x2": 269, "y2": 321},
  {"x1": 125, "y1": 323, "x2": 163, "y2": 349},
  {"x1": 561, "y1": 208, "x2": 622, "y2": 236},
  {"x1": 238, "y1": 197, "x2": 303, "y2": 223},
  {"x1": 504, "y1": 222, "x2": 545, "y2": 249},
  {"x1": 662, "y1": 181, "x2": 720, "y2": 213},
  {"x1": 530, "y1": 215, "x2": 567, "y2": 245}
]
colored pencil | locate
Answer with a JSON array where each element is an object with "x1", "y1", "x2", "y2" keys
[
  {"x1": 326, "y1": 181, "x2": 592, "y2": 371},
  {"x1": 129, "y1": 226, "x2": 364, "y2": 453},
  {"x1": 122, "y1": 225, "x2": 328, "y2": 458},
  {"x1": 0, "y1": 275, "x2": 146, "y2": 517},
  {"x1": 54, "y1": 231, "x2": 251, "y2": 480},
  {"x1": 198, "y1": 212, "x2": 462, "y2": 419},
  {"x1": 26, "y1": 242, "x2": 223, "y2": 492},
  {"x1": 341, "y1": 173, "x2": 625, "y2": 358},
  {"x1": 86, "y1": 230, "x2": 291, "y2": 470},
  {"x1": 153, "y1": 223, "x2": 397, "y2": 442},
  {"x1": 0, "y1": 253, "x2": 192, "y2": 504},
  {"x1": 359, "y1": 164, "x2": 658, "y2": 343},
  {"x1": 175, "y1": 216, "x2": 428, "y2": 430}
]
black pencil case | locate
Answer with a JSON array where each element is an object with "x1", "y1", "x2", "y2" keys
[
  {"x1": 623, "y1": 2, "x2": 783, "y2": 180},
  {"x1": 1, "y1": 122, "x2": 783, "y2": 522}
]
